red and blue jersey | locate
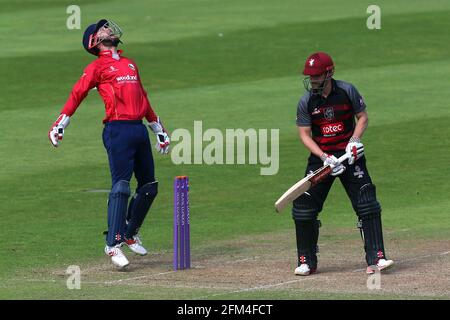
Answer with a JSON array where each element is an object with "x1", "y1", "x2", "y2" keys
[{"x1": 61, "y1": 50, "x2": 158, "y2": 123}]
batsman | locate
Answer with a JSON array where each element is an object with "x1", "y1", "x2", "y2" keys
[
  {"x1": 293, "y1": 52, "x2": 393, "y2": 276},
  {"x1": 48, "y1": 19, "x2": 170, "y2": 268}
]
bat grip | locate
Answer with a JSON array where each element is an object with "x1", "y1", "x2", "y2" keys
[{"x1": 338, "y1": 152, "x2": 350, "y2": 164}]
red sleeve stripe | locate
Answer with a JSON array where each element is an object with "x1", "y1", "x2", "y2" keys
[
  {"x1": 312, "y1": 112, "x2": 354, "y2": 125},
  {"x1": 313, "y1": 130, "x2": 354, "y2": 145}
]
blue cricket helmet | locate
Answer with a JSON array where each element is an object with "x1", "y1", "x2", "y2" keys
[
  {"x1": 82, "y1": 19, "x2": 123, "y2": 56},
  {"x1": 82, "y1": 23, "x2": 100, "y2": 55}
]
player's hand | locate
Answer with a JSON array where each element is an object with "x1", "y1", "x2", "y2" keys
[
  {"x1": 155, "y1": 131, "x2": 170, "y2": 154},
  {"x1": 345, "y1": 137, "x2": 364, "y2": 165},
  {"x1": 321, "y1": 153, "x2": 346, "y2": 176},
  {"x1": 148, "y1": 117, "x2": 170, "y2": 154},
  {"x1": 48, "y1": 114, "x2": 70, "y2": 148},
  {"x1": 48, "y1": 126, "x2": 63, "y2": 147}
]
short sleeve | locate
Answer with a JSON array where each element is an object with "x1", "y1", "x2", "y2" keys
[
  {"x1": 348, "y1": 84, "x2": 366, "y2": 114},
  {"x1": 296, "y1": 94, "x2": 311, "y2": 127}
]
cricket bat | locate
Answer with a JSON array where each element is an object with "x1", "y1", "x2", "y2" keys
[{"x1": 274, "y1": 153, "x2": 350, "y2": 213}]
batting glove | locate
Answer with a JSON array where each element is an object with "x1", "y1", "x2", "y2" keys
[
  {"x1": 345, "y1": 137, "x2": 364, "y2": 165},
  {"x1": 48, "y1": 114, "x2": 70, "y2": 148},
  {"x1": 321, "y1": 153, "x2": 346, "y2": 176},
  {"x1": 148, "y1": 117, "x2": 170, "y2": 154}
]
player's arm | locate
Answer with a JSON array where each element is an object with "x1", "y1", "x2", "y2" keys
[
  {"x1": 296, "y1": 97, "x2": 334, "y2": 161},
  {"x1": 48, "y1": 64, "x2": 98, "y2": 147},
  {"x1": 298, "y1": 126, "x2": 324, "y2": 158},
  {"x1": 138, "y1": 74, "x2": 170, "y2": 155},
  {"x1": 345, "y1": 84, "x2": 368, "y2": 164},
  {"x1": 296, "y1": 98, "x2": 345, "y2": 175},
  {"x1": 352, "y1": 110, "x2": 368, "y2": 140},
  {"x1": 298, "y1": 126, "x2": 346, "y2": 176}
]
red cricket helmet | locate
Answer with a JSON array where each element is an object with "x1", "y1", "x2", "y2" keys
[{"x1": 302, "y1": 52, "x2": 334, "y2": 76}]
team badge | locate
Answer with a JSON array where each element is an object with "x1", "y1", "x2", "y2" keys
[
  {"x1": 324, "y1": 107, "x2": 334, "y2": 120},
  {"x1": 128, "y1": 63, "x2": 135, "y2": 70},
  {"x1": 309, "y1": 59, "x2": 315, "y2": 66}
]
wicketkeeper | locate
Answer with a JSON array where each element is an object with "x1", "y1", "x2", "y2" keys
[
  {"x1": 293, "y1": 52, "x2": 393, "y2": 275},
  {"x1": 48, "y1": 19, "x2": 170, "y2": 268}
]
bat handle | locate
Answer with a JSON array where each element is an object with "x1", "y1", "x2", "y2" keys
[{"x1": 338, "y1": 152, "x2": 350, "y2": 164}]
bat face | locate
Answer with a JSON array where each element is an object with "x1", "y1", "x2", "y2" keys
[
  {"x1": 274, "y1": 165, "x2": 331, "y2": 213},
  {"x1": 274, "y1": 177, "x2": 311, "y2": 213},
  {"x1": 274, "y1": 153, "x2": 349, "y2": 213}
]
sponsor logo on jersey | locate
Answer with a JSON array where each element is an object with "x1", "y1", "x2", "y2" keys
[
  {"x1": 109, "y1": 66, "x2": 119, "y2": 73},
  {"x1": 116, "y1": 75, "x2": 138, "y2": 82},
  {"x1": 324, "y1": 107, "x2": 334, "y2": 120},
  {"x1": 320, "y1": 122, "x2": 344, "y2": 136},
  {"x1": 354, "y1": 165, "x2": 365, "y2": 178}
]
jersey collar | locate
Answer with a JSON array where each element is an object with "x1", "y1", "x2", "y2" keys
[
  {"x1": 98, "y1": 49, "x2": 123, "y2": 58},
  {"x1": 330, "y1": 78, "x2": 337, "y2": 92},
  {"x1": 322, "y1": 78, "x2": 337, "y2": 99},
  {"x1": 311, "y1": 78, "x2": 336, "y2": 100}
]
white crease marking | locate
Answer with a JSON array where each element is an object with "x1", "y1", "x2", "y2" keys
[{"x1": 352, "y1": 250, "x2": 450, "y2": 273}]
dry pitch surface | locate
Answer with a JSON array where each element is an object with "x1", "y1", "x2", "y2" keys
[{"x1": 9, "y1": 229, "x2": 450, "y2": 300}]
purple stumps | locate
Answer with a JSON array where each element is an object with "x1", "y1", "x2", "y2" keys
[{"x1": 173, "y1": 176, "x2": 190, "y2": 270}]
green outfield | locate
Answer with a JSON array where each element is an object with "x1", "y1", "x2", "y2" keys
[{"x1": 0, "y1": 0, "x2": 449, "y2": 299}]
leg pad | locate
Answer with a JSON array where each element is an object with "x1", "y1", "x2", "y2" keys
[
  {"x1": 106, "y1": 180, "x2": 130, "y2": 246},
  {"x1": 126, "y1": 181, "x2": 158, "y2": 238},
  {"x1": 356, "y1": 184, "x2": 386, "y2": 265}
]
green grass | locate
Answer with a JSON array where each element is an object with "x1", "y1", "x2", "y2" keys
[
  {"x1": 0, "y1": 0, "x2": 449, "y2": 299},
  {"x1": 1, "y1": 280, "x2": 446, "y2": 300}
]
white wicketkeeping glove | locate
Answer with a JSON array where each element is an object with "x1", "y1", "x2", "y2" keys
[
  {"x1": 321, "y1": 153, "x2": 346, "y2": 176},
  {"x1": 48, "y1": 114, "x2": 70, "y2": 148},
  {"x1": 346, "y1": 137, "x2": 364, "y2": 165},
  {"x1": 148, "y1": 117, "x2": 170, "y2": 154}
]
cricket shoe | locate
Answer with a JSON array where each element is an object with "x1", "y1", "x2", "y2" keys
[
  {"x1": 125, "y1": 235, "x2": 148, "y2": 256},
  {"x1": 294, "y1": 264, "x2": 317, "y2": 276},
  {"x1": 366, "y1": 259, "x2": 394, "y2": 274},
  {"x1": 105, "y1": 244, "x2": 130, "y2": 268}
]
